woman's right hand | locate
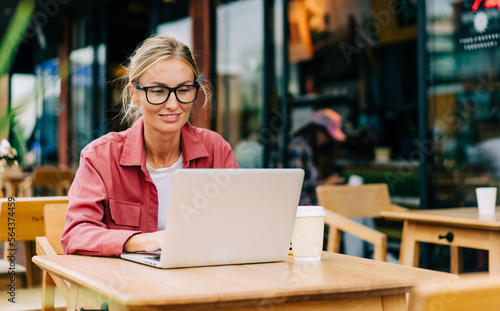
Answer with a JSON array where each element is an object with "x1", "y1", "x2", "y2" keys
[{"x1": 123, "y1": 230, "x2": 165, "y2": 253}]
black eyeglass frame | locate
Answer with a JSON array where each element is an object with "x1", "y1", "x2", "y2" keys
[{"x1": 134, "y1": 82, "x2": 200, "y2": 105}]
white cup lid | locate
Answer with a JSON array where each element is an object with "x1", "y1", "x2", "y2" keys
[{"x1": 296, "y1": 205, "x2": 326, "y2": 217}]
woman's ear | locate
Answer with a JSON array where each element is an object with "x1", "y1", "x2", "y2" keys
[{"x1": 128, "y1": 83, "x2": 138, "y2": 106}]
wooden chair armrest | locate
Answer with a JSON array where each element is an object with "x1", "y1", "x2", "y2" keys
[
  {"x1": 36, "y1": 236, "x2": 58, "y2": 256},
  {"x1": 325, "y1": 210, "x2": 387, "y2": 261},
  {"x1": 389, "y1": 204, "x2": 409, "y2": 212}
]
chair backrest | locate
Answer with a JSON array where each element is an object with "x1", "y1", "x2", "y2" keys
[
  {"x1": 409, "y1": 276, "x2": 500, "y2": 311},
  {"x1": 31, "y1": 166, "x2": 76, "y2": 196},
  {"x1": 43, "y1": 203, "x2": 69, "y2": 255},
  {"x1": 32, "y1": 166, "x2": 75, "y2": 185},
  {"x1": 316, "y1": 184, "x2": 393, "y2": 218},
  {"x1": 0, "y1": 196, "x2": 69, "y2": 242}
]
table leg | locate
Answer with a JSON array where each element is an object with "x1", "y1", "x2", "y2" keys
[
  {"x1": 489, "y1": 231, "x2": 500, "y2": 276},
  {"x1": 5, "y1": 181, "x2": 14, "y2": 197},
  {"x1": 67, "y1": 284, "x2": 78, "y2": 311},
  {"x1": 382, "y1": 294, "x2": 407, "y2": 311},
  {"x1": 399, "y1": 221, "x2": 419, "y2": 267},
  {"x1": 450, "y1": 246, "x2": 463, "y2": 275}
]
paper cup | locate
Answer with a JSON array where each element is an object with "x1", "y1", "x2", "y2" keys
[
  {"x1": 348, "y1": 175, "x2": 364, "y2": 186},
  {"x1": 291, "y1": 206, "x2": 326, "y2": 261},
  {"x1": 476, "y1": 187, "x2": 497, "y2": 215}
]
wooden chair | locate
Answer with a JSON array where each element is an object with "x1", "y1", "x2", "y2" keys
[
  {"x1": 36, "y1": 203, "x2": 69, "y2": 311},
  {"x1": 316, "y1": 183, "x2": 408, "y2": 261},
  {"x1": 409, "y1": 275, "x2": 500, "y2": 311},
  {"x1": 21, "y1": 166, "x2": 76, "y2": 197},
  {"x1": 0, "y1": 197, "x2": 69, "y2": 288}
]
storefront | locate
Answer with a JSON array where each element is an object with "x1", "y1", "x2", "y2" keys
[
  {"x1": 3, "y1": 1, "x2": 500, "y2": 240},
  {"x1": 427, "y1": 0, "x2": 500, "y2": 210}
]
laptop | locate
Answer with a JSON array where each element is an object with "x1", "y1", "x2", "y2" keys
[{"x1": 120, "y1": 168, "x2": 304, "y2": 268}]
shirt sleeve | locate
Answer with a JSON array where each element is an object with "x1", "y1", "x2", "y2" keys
[
  {"x1": 61, "y1": 148, "x2": 141, "y2": 256},
  {"x1": 221, "y1": 140, "x2": 240, "y2": 168}
]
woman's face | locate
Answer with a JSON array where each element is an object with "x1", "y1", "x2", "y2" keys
[{"x1": 130, "y1": 58, "x2": 196, "y2": 138}]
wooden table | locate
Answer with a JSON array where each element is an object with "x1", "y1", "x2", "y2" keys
[
  {"x1": 0, "y1": 167, "x2": 32, "y2": 197},
  {"x1": 382, "y1": 207, "x2": 500, "y2": 275},
  {"x1": 32, "y1": 252, "x2": 457, "y2": 311}
]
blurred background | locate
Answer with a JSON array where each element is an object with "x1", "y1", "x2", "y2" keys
[{"x1": 2, "y1": 0, "x2": 500, "y2": 271}]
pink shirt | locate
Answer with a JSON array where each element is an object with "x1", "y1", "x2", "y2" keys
[{"x1": 61, "y1": 118, "x2": 239, "y2": 256}]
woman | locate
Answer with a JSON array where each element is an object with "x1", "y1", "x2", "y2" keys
[{"x1": 61, "y1": 35, "x2": 239, "y2": 256}]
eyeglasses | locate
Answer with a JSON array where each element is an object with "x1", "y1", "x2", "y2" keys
[{"x1": 134, "y1": 82, "x2": 200, "y2": 105}]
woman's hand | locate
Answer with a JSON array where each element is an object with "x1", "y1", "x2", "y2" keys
[{"x1": 123, "y1": 231, "x2": 165, "y2": 253}]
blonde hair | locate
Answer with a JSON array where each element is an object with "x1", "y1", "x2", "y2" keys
[{"x1": 119, "y1": 34, "x2": 210, "y2": 125}]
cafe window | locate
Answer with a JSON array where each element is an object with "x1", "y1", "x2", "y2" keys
[
  {"x1": 34, "y1": 59, "x2": 60, "y2": 164},
  {"x1": 10, "y1": 73, "x2": 36, "y2": 165},
  {"x1": 69, "y1": 43, "x2": 107, "y2": 164},
  {"x1": 216, "y1": 0, "x2": 265, "y2": 168},
  {"x1": 427, "y1": 0, "x2": 500, "y2": 208},
  {"x1": 155, "y1": 0, "x2": 191, "y2": 48},
  {"x1": 286, "y1": 0, "x2": 419, "y2": 197},
  {"x1": 68, "y1": 10, "x2": 108, "y2": 165}
]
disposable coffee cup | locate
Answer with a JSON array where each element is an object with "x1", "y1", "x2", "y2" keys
[
  {"x1": 291, "y1": 205, "x2": 326, "y2": 261},
  {"x1": 476, "y1": 187, "x2": 497, "y2": 215}
]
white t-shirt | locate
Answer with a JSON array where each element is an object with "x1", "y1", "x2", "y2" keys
[{"x1": 146, "y1": 154, "x2": 184, "y2": 230}]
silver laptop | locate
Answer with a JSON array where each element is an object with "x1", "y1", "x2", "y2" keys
[{"x1": 120, "y1": 168, "x2": 304, "y2": 268}]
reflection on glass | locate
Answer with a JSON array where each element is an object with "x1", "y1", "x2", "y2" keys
[
  {"x1": 157, "y1": 17, "x2": 192, "y2": 49},
  {"x1": 10, "y1": 74, "x2": 36, "y2": 166},
  {"x1": 66, "y1": 43, "x2": 107, "y2": 165},
  {"x1": 11, "y1": 74, "x2": 36, "y2": 144},
  {"x1": 217, "y1": 0, "x2": 264, "y2": 168},
  {"x1": 34, "y1": 59, "x2": 60, "y2": 164},
  {"x1": 427, "y1": 0, "x2": 500, "y2": 207}
]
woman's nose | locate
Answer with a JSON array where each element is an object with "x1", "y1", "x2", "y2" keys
[{"x1": 163, "y1": 91, "x2": 180, "y2": 109}]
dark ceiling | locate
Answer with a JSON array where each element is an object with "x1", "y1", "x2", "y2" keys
[{"x1": 2, "y1": 0, "x2": 154, "y2": 73}]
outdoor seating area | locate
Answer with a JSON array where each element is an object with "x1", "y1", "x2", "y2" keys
[
  {"x1": 2, "y1": 0, "x2": 500, "y2": 310},
  {"x1": 0, "y1": 179, "x2": 499, "y2": 310}
]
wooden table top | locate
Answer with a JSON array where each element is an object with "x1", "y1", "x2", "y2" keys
[
  {"x1": 32, "y1": 252, "x2": 457, "y2": 307},
  {"x1": 0, "y1": 168, "x2": 31, "y2": 180},
  {"x1": 381, "y1": 208, "x2": 500, "y2": 229}
]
